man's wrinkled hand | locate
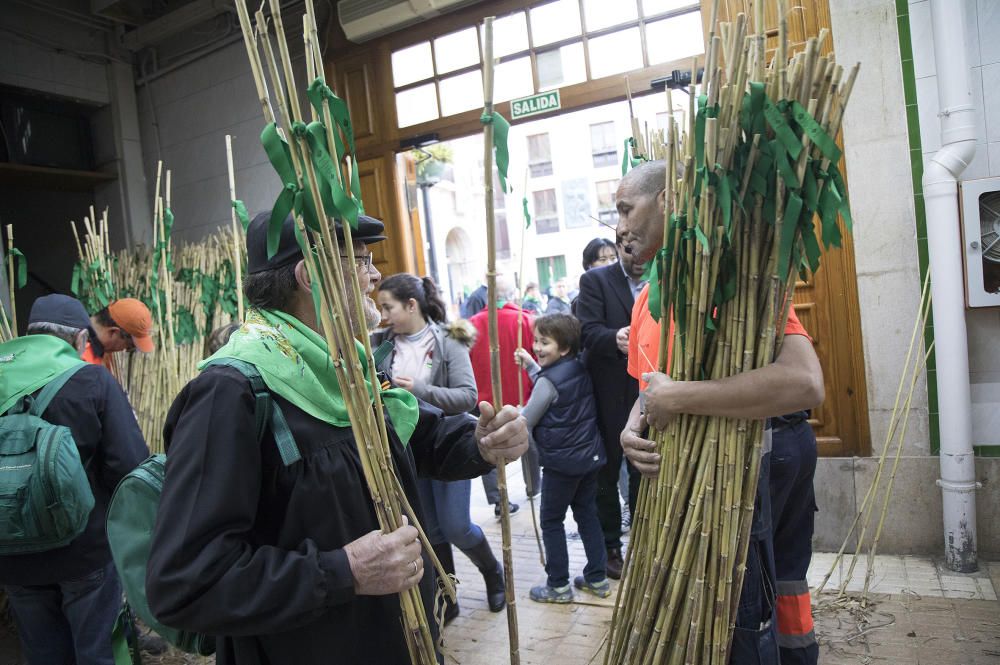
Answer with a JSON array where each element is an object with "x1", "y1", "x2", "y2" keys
[
  {"x1": 343, "y1": 521, "x2": 423, "y2": 596},
  {"x1": 641, "y1": 372, "x2": 679, "y2": 431},
  {"x1": 616, "y1": 326, "x2": 630, "y2": 355},
  {"x1": 620, "y1": 414, "x2": 660, "y2": 478},
  {"x1": 475, "y1": 401, "x2": 528, "y2": 465}
]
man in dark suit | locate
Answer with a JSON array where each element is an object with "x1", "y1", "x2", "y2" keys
[{"x1": 575, "y1": 241, "x2": 646, "y2": 579}]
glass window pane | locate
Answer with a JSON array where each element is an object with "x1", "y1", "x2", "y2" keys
[
  {"x1": 588, "y1": 28, "x2": 643, "y2": 79},
  {"x1": 487, "y1": 12, "x2": 529, "y2": 57},
  {"x1": 439, "y1": 70, "x2": 484, "y2": 116},
  {"x1": 395, "y1": 83, "x2": 438, "y2": 127},
  {"x1": 583, "y1": 0, "x2": 637, "y2": 31},
  {"x1": 642, "y1": 0, "x2": 698, "y2": 15},
  {"x1": 596, "y1": 179, "x2": 619, "y2": 209},
  {"x1": 537, "y1": 42, "x2": 587, "y2": 90},
  {"x1": 530, "y1": 0, "x2": 582, "y2": 47},
  {"x1": 434, "y1": 28, "x2": 480, "y2": 75},
  {"x1": 646, "y1": 12, "x2": 705, "y2": 64},
  {"x1": 392, "y1": 42, "x2": 433, "y2": 87},
  {"x1": 494, "y1": 56, "x2": 534, "y2": 103}
]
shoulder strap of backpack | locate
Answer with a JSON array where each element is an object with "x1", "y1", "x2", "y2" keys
[
  {"x1": 28, "y1": 363, "x2": 88, "y2": 418},
  {"x1": 203, "y1": 358, "x2": 301, "y2": 466}
]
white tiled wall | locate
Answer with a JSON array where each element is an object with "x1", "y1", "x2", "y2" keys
[{"x1": 909, "y1": 0, "x2": 1000, "y2": 446}]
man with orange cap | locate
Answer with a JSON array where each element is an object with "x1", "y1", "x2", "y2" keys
[{"x1": 82, "y1": 298, "x2": 155, "y2": 367}]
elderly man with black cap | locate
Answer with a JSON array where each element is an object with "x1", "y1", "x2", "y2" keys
[
  {"x1": 0, "y1": 294, "x2": 148, "y2": 665},
  {"x1": 147, "y1": 212, "x2": 529, "y2": 665}
]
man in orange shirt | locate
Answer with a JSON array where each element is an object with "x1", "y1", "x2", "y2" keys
[
  {"x1": 83, "y1": 298, "x2": 155, "y2": 370},
  {"x1": 615, "y1": 161, "x2": 824, "y2": 665}
]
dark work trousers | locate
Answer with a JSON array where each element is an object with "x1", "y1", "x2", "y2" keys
[
  {"x1": 596, "y1": 430, "x2": 625, "y2": 549},
  {"x1": 5, "y1": 560, "x2": 122, "y2": 665},
  {"x1": 769, "y1": 418, "x2": 820, "y2": 665},
  {"x1": 539, "y1": 468, "x2": 607, "y2": 588},
  {"x1": 729, "y1": 449, "x2": 780, "y2": 665}
]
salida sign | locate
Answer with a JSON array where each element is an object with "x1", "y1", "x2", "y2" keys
[{"x1": 510, "y1": 90, "x2": 561, "y2": 120}]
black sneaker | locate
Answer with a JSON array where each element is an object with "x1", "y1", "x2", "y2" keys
[{"x1": 494, "y1": 502, "x2": 520, "y2": 518}]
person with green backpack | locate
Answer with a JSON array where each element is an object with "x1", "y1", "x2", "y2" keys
[
  {"x1": 146, "y1": 212, "x2": 529, "y2": 665},
  {"x1": 0, "y1": 294, "x2": 148, "y2": 665}
]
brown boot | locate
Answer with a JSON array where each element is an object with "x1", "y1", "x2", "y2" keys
[{"x1": 606, "y1": 547, "x2": 623, "y2": 580}]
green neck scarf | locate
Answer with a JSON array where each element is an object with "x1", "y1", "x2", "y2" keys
[
  {"x1": 199, "y1": 309, "x2": 419, "y2": 445},
  {"x1": 0, "y1": 335, "x2": 86, "y2": 414}
]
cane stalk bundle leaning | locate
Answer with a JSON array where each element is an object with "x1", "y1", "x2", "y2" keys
[
  {"x1": 817, "y1": 272, "x2": 933, "y2": 607},
  {"x1": 1, "y1": 223, "x2": 25, "y2": 341},
  {"x1": 233, "y1": 1, "x2": 453, "y2": 662},
  {"x1": 606, "y1": 3, "x2": 858, "y2": 663},
  {"x1": 69, "y1": 189, "x2": 246, "y2": 451}
]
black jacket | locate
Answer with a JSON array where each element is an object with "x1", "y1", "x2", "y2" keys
[
  {"x1": 0, "y1": 364, "x2": 148, "y2": 585},
  {"x1": 576, "y1": 263, "x2": 641, "y2": 455},
  {"x1": 534, "y1": 357, "x2": 605, "y2": 476},
  {"x1": 146, "y1": 365, "x2": 492, "y2": 665},
  {"x1": 459, "y1": 284, "x2": 487, "y2": 319}
]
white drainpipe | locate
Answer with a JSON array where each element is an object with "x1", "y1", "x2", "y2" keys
[{"x1": 924, "y1": 0, "x2": 979, "y2": 573}]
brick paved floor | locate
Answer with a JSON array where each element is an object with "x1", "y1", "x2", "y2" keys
[
  {"x1": 441, "y1": 460, "x2": 1000, "y2": 665},
  {"x1": 3, "y1": 460, "x2": 995, "y2": 665}
]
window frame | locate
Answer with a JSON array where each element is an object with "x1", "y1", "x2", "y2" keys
[
  {"x1": 532, "y1": 188, "x2": 560, "y2": 234},
  {"x1": 389, "y1": 0, "x2": 702, "y2": 129}
]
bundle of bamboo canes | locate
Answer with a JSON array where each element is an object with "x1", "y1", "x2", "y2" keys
[
  {"x1": 70, "y1": 180, "x2": 245, "y2": 451},
  {"x1": 0, "y1": 224, "x2": 23, "y2": 341},
  {"x1": 817, "y1": 273, "x2": 932, "y2": 606},
  {"x1": 606, "y1": 3, "x2": 858, "y2": 663},
  {"x1": 233, "y1": 1, "x2": 453, "y2": 662}
]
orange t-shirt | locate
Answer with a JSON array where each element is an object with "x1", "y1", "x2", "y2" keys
[
  {"x1": 82, "y1": 342, "x2": 116, "y2": 372},
  {"x1": 628, "y1": 284, "x2": 811, "y2": 389}
]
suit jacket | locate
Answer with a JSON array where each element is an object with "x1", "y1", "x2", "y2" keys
[{"x1": 576, "y1": 263, "x2": 640, "y2": 453}]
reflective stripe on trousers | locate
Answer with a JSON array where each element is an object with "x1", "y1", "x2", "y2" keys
[{"x1": 775, "y1": 579, "x2": 816, "y2": 649}]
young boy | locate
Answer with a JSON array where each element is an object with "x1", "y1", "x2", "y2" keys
[{"x1": 514, "y1": 313, "x2": 610, "y2": 602}]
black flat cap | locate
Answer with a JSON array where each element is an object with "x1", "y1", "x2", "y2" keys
[
  {"x1": 28, "y1": 295, "x2": 91, "y2": 330},
  {"x1": 246, "y1": 212, "x2": 387, "y2": 274}
]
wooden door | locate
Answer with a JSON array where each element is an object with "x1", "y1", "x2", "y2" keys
[{"x1": 708, "y1": 0, "x2": 870, "y2": 456}]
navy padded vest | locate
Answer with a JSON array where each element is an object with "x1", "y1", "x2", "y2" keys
[{"x1": 533, "y1": 356, "x2": 606, "y2": 476}]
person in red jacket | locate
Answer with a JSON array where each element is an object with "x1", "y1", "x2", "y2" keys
[{"x1": 468, "y1": 273, "x2": 539, "y2": 515}]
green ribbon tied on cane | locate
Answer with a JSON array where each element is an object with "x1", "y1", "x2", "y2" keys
[
  {"x1": 522, "y1": 196, "x2": 532, "y2": 229},
  {"x1": 262, "y1": 122, "x2": 305, "y2": 257},
  {"x1": 162, "y1": 208, "x2": 175, "y2": 240},
  {"x1": 232, "y1": 200, "x2": 251, "y2": 230},
  {"x1": 6, "y1": 248, "x2": 26, "y2": 289},
  {"x1": 480, "y1": 111, "x2": 512, "y2": 193},
  {"x1": 645, "y1": 247, "x2": 669, "y2": 323},
  {"x1": 621, "y1": 137, "x2": 644, "y2": 176},
  {"x1": 259, "y1": 78, "x2": 369, "y2": 257},
  {"x1": 305, "y1": 79, "x2": 366, "y2": 228}
]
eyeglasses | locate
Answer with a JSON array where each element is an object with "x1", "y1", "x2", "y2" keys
[{"x1": 340, "y1": 253, "x2": 374, "y2": 272}]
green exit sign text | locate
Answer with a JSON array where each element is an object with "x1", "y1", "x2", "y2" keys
[{"x1": 510, "y1": 90, "x2": 561, "y2": 120}]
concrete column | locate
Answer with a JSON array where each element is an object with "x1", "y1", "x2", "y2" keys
[{"x1": 94, "y1": 61, "x2": 151, "y2": 250}]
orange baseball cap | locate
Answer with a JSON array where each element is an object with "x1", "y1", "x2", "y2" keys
[{"x1": 108, "y1": 298, "x2": 155, "y2": 353}]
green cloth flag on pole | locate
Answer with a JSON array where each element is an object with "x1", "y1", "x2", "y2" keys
[
  {"x1": 480, "y1": 111, "x2": 512, "y2": 193},
  {"x1": 6, "y1": 248, "x2": 26, "y2": 289}
]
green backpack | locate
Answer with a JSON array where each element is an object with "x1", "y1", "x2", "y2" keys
[
  {"x1": 0, "y1": 363, "x2": 94, "y2": 555},
  {"x1": 106, "y1": 358, "x2": 300, "y2": 660}
]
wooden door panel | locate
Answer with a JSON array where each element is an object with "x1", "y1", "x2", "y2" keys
[
  {"x1": 357, "y1": 154, "x2": 418, "y2": 277},
  {"x1": 708, "y1": 0, "x2": 870, "y2": 456}
]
